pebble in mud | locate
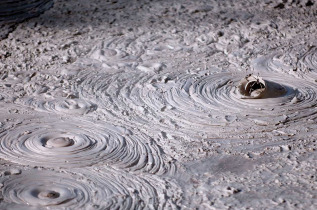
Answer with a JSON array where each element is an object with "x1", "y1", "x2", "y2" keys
[{"x1": 3, "y1": 169, "x2": 22, "y2": 176}]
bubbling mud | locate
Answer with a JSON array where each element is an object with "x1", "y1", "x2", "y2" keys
[
  {"x1": 76, "y1": 69, "x2": 317, "y2": 137},
  {"x1": 23, "y1": 97, "x2": 97, "y2": 115},
  {"x1": 0, "y1": 167, "x2": 169, "y2": 209},
  {"x1": 239, "y1": 75, "x2": 267, "y2": 98},
  {"x1": 86, "y1": 37, "x2": 144, "y2": 69},
  {"x1": 0, "y1": 117, "x2": 174, "y2": 174},
  {"x1": 238, "y1": 74, "x2": 287, "y2": 99},
  {"x1": 83, "y1": 33, "x2": 185, "y2": 72},
  {"x1": 1, "y1": 0, "x2": 316, "y2": 208}
]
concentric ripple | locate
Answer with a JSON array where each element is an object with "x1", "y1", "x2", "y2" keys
[
  {"x1": 0, "y1": 167, "x2": 169, "y2": 209},
  {"x1": 1, "y1": 171, "x2": 91, "y2": 208},
  {"x1": 298, "y1": 46, "x2": 317, "y2": 79},
  {"x1": 76, "y1": 70, "x2": 317, "y2": 136},
  {"x1": 87, "y1": 37, "x2": 144, "y2": 69},
  {"x1": 252, "y1": 49, "x2": 317, "y2": 80},
  {"x1": 23, "y1": 97, "x2": 97, "y2": 115},
  {"x1": 0, "y1": 118, "x2": 173, "y2": 174},
  {"x1": 82, "y1": 33, "x2": 185, "y2": 72},
  {"x1": 252, "y1": 53, "x2": 294, "y2": 74},
  {"x1": 301, "y1": 46, "x2": 317, "y2": 70}
]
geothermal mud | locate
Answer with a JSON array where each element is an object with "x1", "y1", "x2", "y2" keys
[{"x1": 0, "y1": 0, "x2": 316, "y2": 209}]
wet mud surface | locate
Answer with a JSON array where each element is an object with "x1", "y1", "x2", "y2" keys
[{"x1": 0, "y1": 0, "x2": 316, "y2": 209}]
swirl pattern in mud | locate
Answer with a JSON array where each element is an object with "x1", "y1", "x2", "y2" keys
[
  {"x1": 0, "y1": 118, "x2": 173, "y2": 174},
  {"x1": 82, "y1": 33, "x2": 186, "y2": 72},
  {"x1": 301, "y1": 47, "x2": 317, "y2": 70},
  {"x1": 297, "y1": 46, "x2": 317, "y2": 79},
  {"x1": 86, "y1": 36, "x2": 144, "y2": 69},
  {"x1": 252, "y1": 53, "x2": 294, "y2": 74},
  {"x1": 23, "y1": 97, "x2": 97, "y2": 115},
  {"x1": 0, "y1": 167, "x2": 170, "y2": 209},
  {"x1": 76, "y1": 69, "x2": 317, "y2": 136}
]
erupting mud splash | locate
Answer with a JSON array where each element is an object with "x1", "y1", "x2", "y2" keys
[
  {"x1": 76, "y1": 69, "x2": 317, "y2": 137},
  {"x1": 238, "y1": 75, "x2": 268, "y2": 99}
]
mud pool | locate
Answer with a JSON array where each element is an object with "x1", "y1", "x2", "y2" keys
[{"x1": 0, "y1": 0, "x2": 316, "y2": 209}]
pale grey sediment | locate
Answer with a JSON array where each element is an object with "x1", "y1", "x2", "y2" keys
[
  {"x1": 0, "y1": 116, "x2": 175, "y2": 174},
  {"x1": 0, "y1": 0, "x2": 316, "y2": 209},
  {"x1": 76, "y1": 69, "x2": 317, "y2": 138},
  {"x1": 298, "y1": 46, "x2": 317, "y2": 79},
  {"x1": 0, "y1": 166, "x2": 178, "y2": 209},
  {"x1": 22, "y1": 97, "x2": 97, "y2": 115}
]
